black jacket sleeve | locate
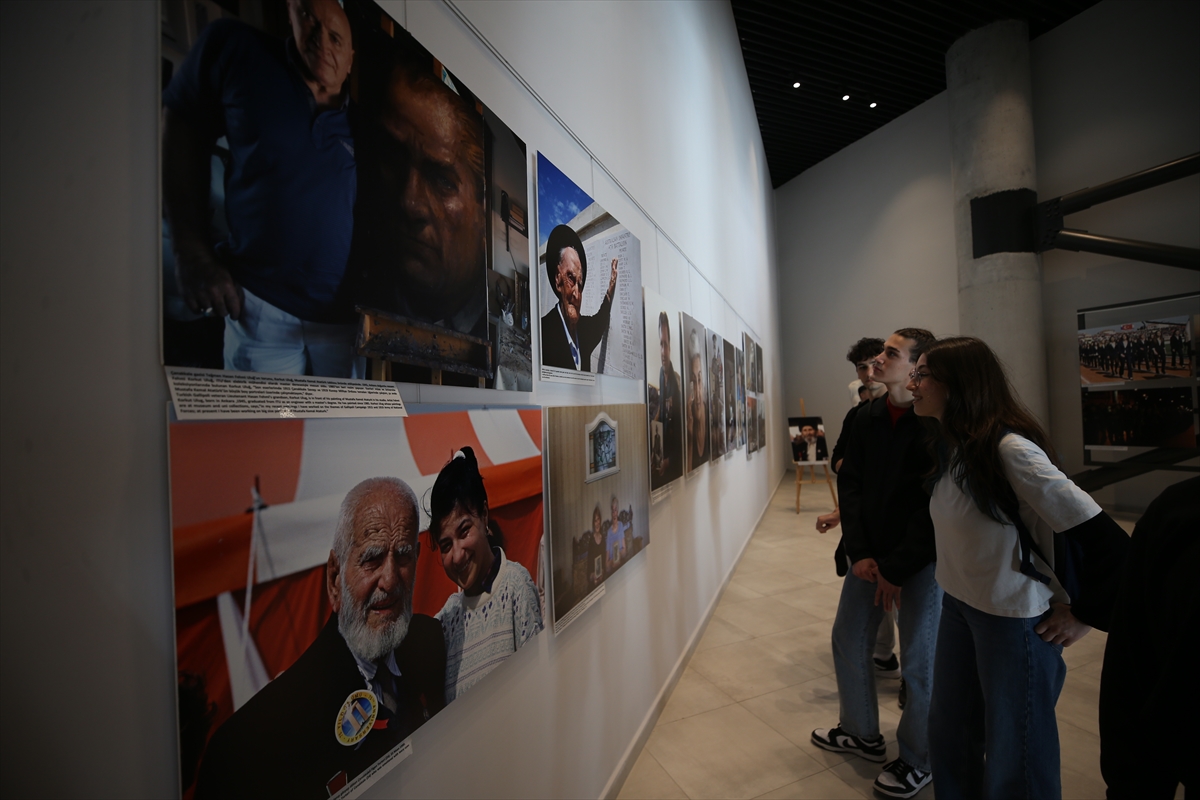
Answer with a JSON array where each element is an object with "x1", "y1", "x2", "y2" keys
[
  {"x1": 836, "y1": 403, "x2": 872, "y2": 567},
  {"x1": 876, "y1": 499, "x2": 937, "y2": 587},
  {"x1": 830, "y1": 402, "x2": 863, "y2": 473},
  {"x1": 1061, "y1": 510, "x2": 1130, "y2": 631}
]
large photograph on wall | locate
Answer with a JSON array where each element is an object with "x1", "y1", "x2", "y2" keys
[
  {"x1": 169, "y1": 408, "x2": 544, "y2": 797},
  {"x1": 680, "y1": 312, "x2": 710, "y2": 474},
  {"x1": 159, "y1": 0, "x2": 533, "y2": 390},
  {"x1": 644, "y1": 289, "x2": 685, "y2": 492},
  {"x1": 546, "y1": 404, "x2": 649, "y2": 633},
  {"x1": 1076, "y1": 294, "x2": 1199, "y2": 467},
  {"x1": 536, "y1": 153, "x2": 644, "y2": 383}
]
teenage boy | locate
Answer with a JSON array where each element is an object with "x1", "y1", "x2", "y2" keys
[
  {"x1": 812, "y1": 328, "x2": 939, "y2": 799},
  {"x1": 820, "y1": 338, "x2": 900, "y2": 683}
]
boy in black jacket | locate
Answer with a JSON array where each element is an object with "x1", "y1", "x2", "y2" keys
[{"x1": 812, "y1": 328, "x2": 939, "y2": 800}]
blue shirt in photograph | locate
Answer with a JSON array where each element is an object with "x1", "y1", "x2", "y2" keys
[{"x1": 163, "y1": 19, "x2": 356, "y2": 322}]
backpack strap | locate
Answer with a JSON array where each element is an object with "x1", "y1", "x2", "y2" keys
[{"x1": 1000, "y1": 495, "x2": 1052, "y2": 586}]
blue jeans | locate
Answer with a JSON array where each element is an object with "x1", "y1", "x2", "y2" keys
[
  {"x1": 831, "y1": 563, "x2": 941, "y2": 770},
  {"x1": 225, "y1": 288, "x2": 363, "y2": 378},
  {"x1": 929, "y1": 593, "x2": 1067, "y2": 799}
]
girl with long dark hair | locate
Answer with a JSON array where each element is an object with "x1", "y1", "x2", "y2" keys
[
  {"x1": 429, "y1": 447, "x2": 542, "y2": 702},
  {"x1": 909, "y1": 337, "x2": 1097, "y2": 798}
]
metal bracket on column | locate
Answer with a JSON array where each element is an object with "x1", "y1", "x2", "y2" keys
[{"x1": 1035, "y1": 151, "x2": 1200, "y2": 271}]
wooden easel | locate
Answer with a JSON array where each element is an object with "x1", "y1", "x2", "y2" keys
[{"x1": 794, "y1": 398, "x2": 838, "y2": 513}]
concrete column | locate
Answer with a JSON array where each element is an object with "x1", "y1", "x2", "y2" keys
[{"x1": 946, "y1": 20, "x2": 1048, "y2": 423}]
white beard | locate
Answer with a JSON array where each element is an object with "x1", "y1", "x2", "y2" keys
[{"x1": 338, "y1": 581, "x2": 413, "y2": 662}]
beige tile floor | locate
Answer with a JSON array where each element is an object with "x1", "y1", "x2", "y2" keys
[{"x1": 617, "y1": 476, "x2": 1129, "y2": 800}]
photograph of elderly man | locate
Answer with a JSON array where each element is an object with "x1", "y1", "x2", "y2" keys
[
  {"x1": 353, "y1": 54, "x2": 485, "y2": 338},
  {"x1": 535, "y1": 152, "x2": 644, "y2": 381},
  {"x1": 540, "y1": 224, "x2": 618, "y2": 372},
  {"x1": 161, "y1": 0, "x2": 361, "y2": 377},
  {"x1": 169, "y1": 409, "x2": 546, "y2": 797},
  {"x1": 196, "y1": 477, "x2": 445, "y2": 799}
]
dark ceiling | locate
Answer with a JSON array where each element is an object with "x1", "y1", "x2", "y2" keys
[{"x1": 731, "y1": 0, "x2": 1100, "y2": 188}]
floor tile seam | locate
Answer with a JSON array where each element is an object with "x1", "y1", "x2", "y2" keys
[{"x1": 653, "y1": 694, "x2": 740, "y2": 730}]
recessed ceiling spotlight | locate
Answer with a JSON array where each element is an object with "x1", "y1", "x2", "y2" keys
[
  {"x1": 869, "y1": 101, "x2": 877, "y2": 108},
  {"x1": 842, "y1": 94, "x2": 850, "y2": 101},
  {"x1": 793, "y1": 81, "x2": 801, "y2": 88}
]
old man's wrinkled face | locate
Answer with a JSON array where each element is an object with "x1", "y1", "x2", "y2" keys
[
  {"x1": 330, "y1": 486, "x2": 418, "y2": 661},
  {"x1": 378, "y1": 78, "x2": 485, "y2": 321},
  {"x1": 554, "y1": 247, "x2": 584, "y2": 330}
]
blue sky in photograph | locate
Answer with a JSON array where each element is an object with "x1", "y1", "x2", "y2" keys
[{"x1": 536, "y1": 152, "x2": 593, "y2": 248}]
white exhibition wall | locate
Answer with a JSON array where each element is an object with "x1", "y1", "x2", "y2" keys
[
  {"x1": 0, "y1": 2, "x2": 783, "y2": 798},
  {"x1": 774, "y1": 0, "x2": 1199, "y2": 508}
]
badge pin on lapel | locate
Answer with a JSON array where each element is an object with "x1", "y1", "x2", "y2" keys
[{"x1": 334, "y1": 689, "x2": 379, "y2": 746}]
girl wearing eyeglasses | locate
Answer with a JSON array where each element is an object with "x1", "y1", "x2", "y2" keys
[{"x1": 908, "y1": 336, "x2": 1110, "y2": 799}]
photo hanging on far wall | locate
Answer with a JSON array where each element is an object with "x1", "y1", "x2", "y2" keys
[
  {"x1": 1076, "y1": 293, "x2": 1199, "y2": 469},
  {"x1": 159, "y1": 0, "x2": 533, "y2": 391}
]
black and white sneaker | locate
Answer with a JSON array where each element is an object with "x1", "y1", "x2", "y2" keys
[
  {"x1": 874, "y1": 654, "x2": 901, "y2": 679},
  {"x1": 873, "y1": 758, "x2": 932, "y2": 798},
  {"x1": 810, "y1": 725, "x2": 887, "y2": 762},
  {"x1": 898, "y1": 677, "x2": 907, "y2": 710}
]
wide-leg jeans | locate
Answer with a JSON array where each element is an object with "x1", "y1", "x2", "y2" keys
[
  {"x1": 928, "y1": 593, "x2": 1067, "y2": 800},
  {"x1": 831, "y1": 562, "x2": 941, "y2": 770}
]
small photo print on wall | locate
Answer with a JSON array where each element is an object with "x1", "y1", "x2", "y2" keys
[
  {"x1": 536, "y1": 153, "x2": 644, "y2": 384},
  {"x1": 708, "y1": 329, "x2": 726, "y2": 461},
  {"x1": 159, "y1": 0, "x2": 533, "y2": 390},
  {"x1": 747, "y1": 394, "x2": 758, "y2": 455},
  {"x1": 546, "y1": 404, "x2": 650, "y2": 634},
  {"x1": 168, "y1": 407, "x2": 545, "y2": 798},
  {"x1": 723, "y1": 338, "x2": 737, "y2": 456},
  {"x1": 681, "y1": 312, "x2": 710, "y2": 474},
  {"x1": 644, "y1": 289, "x2": 685, "y2": 491},
  {"x1": 788, "y1": 416, "x2": 828, "y2": 463},
  {"x1": 735, "y1": 346, "x2": 746, "y2": 450},
  {"x1": 743, "y1": 332, "x2": 757, "y2": 393}
]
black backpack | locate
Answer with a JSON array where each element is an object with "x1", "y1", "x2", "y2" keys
[{"x1": 1004, "y1": 499, "x2": 1130, "y2": 632}]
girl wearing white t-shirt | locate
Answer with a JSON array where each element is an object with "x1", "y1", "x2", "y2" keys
[{"x1": 909, "y1": 337, "x2": 1097, "y2": 799}]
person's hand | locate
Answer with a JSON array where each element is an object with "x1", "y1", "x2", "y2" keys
[
  {"x1": 816, "y1": 511, "x2": 840, "y2": 534},
  {"x1": 851, "y1": 558, "x2": 878, "y2": 583},
  {"x1": 606, "y1": 257, "x2": 618, "y2": 301},
  {"x1": 1034, "y1": 603, "x2": 1091, "y2": 647},
  {"x1": 177, "y1": 252, "x2": 244, "y2": 320},
  {"x1": 875, "y1": 572, "x2": 901, "y2": 611}
]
